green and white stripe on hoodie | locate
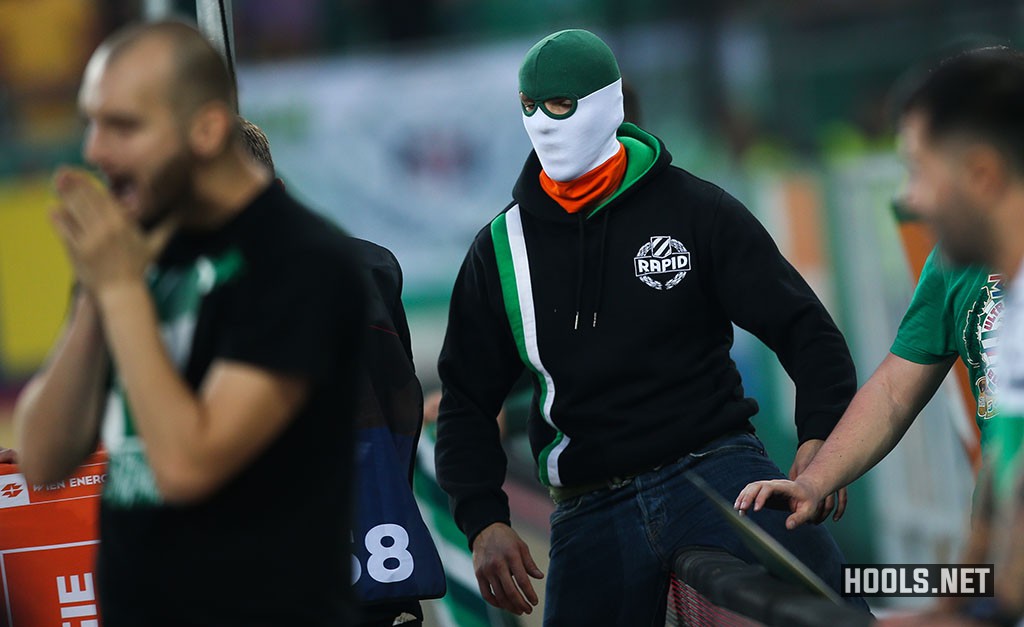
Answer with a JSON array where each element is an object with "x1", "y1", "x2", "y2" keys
[{"x1": 490, "y1": 206, "x2": 568, "y2": 488}]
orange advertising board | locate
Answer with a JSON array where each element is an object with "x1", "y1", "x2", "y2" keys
[{"x1": 0, "y1": 453, "x2": 105, "y2": 627}]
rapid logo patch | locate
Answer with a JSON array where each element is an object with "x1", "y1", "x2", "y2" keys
[
  {"x1": 965, "y1": 273, "x2": 1004, "y2": 420},
  {"x1": 634, "y1": 235, "x2": 690, "y2": 290}
]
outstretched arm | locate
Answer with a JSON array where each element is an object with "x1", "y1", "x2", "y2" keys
[{"x1": 735, "y1": 353, "x2": 954, "y2": 527}]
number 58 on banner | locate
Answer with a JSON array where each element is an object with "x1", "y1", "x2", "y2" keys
[{"x1": 352, "y1": 523, "x2": 415, "y2": 585}]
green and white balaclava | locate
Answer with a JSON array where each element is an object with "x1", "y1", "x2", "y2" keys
[{"x1": 519, "y1": 29, "x2": 624, "y2": 182}]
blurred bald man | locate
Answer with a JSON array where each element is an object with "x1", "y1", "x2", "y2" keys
[{"x1": 14, "y1": 20, "x2": 366, "y2": 625}]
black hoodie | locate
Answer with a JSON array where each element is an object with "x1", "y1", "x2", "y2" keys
[{"x1": 435, "y1": 124, "x2": 856, "y2": 547}]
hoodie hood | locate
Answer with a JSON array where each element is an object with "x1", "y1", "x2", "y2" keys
[{"x1": 512, "y1": 123, "x2": 670, "y2": 224}]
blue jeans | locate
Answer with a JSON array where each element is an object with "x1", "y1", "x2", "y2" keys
[{"x1": 543, "y1": 432, "x2": 867, "y2": 626}]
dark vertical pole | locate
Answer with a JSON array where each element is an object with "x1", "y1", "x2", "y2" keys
[{"x1": 196, "y1": 0, "x2": 238, "y2": 111}]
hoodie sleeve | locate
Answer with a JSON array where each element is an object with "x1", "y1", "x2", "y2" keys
[
  {"x1": 435, "y1": 229, "x2": 525, "y2": 548},
  {"x1": 707, "y1": 190, "x2": 856, "y2": 444},
  {"x1": 376, "y1": 245, "x2": 415, "y2": 364}
]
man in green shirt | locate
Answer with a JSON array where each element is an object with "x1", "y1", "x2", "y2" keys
[
  {"x1": 740, "y1": 46, "x2": 1024, "y2": 625},
  {"x1": 891, "y1": 248, "x2": 1004, "y2": 450},
  {"x1": 735, "y1": 245, "x2": 1003, "y2": 527}
]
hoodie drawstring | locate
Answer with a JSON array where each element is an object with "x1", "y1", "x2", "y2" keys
[
  {"x1": 573, "y1": 209, "x2": 610, "y2": 330},
  {"x1": 593, "y1": 209, "x2": 610, "y2": 328},
  {"x1": 574, "y1": 212, "x2": 585, "y2": 330}
]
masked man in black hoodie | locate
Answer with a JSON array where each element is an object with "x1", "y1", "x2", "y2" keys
[{"x1": 435, "y1": 29, "x2": 864, "y2": 625}]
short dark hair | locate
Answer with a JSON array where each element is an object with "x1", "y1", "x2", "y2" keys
[
  {"x1": 239, "y1": 117, "x2": 275, "y2": 171},
  {"x1": 901, "y1": 47, "x2": 1024, "y2": 173}
]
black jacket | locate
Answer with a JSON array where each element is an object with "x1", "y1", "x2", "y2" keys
[
  {"x1": 435, "y1": 124, "x2": 856, "y2": 546},
  {"x1": 348, "y1": 238, "x2": 431, "y2": 622}
]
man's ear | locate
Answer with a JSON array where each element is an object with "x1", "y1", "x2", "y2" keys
[
  {"x1": 188, "y1": 102, "x2": 235, "y2": 159},
  {"x1": 963, "y1": 143, "x2": 1011, "y2": 204}
]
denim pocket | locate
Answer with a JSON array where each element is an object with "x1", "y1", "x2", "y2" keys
[{"x1": 549, "y1": 492, "x2": 592, "y2": 527}]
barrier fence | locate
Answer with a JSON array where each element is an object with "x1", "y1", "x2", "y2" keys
[{"x1": 667, "y1": 549, "x2": 873, "y2": 627}]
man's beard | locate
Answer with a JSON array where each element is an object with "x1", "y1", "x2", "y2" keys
[
  {"x1": 936, "y1": 193, "x2": 996, "y2": 269},
  {"x1": 140, "y1": 148, "x2": 193, "y2": 232}
]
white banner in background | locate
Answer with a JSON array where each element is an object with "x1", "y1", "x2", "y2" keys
[{"x1": 237, "y1": 42, "x2": 535, "y2": 297}]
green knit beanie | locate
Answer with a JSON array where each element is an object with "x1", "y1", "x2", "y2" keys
[{"x1": 518, "y1": 29, "x2": 621, "y2": 101}]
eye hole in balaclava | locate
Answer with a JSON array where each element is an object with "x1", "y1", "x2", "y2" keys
[{"x1": 521, "y1": 96, "x2": 579, "y2": 120}]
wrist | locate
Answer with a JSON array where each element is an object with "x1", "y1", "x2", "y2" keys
[
  {"x1": 471, "y1": 521, "x2": 510, "y2": 551},
  {"x1": 94, "y1": 280, "x2": 149, "y2": 314},
  {"x1": 792, "y1": 472, "x2": 830, "y2": 500}
]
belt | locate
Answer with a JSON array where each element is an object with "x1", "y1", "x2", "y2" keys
[
  {"x1": 548, "y1": 472, "x2": 640, "y2": 504},
  {"x1": 546, "y1": 431, "x2": 753, "y2": 505}
]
